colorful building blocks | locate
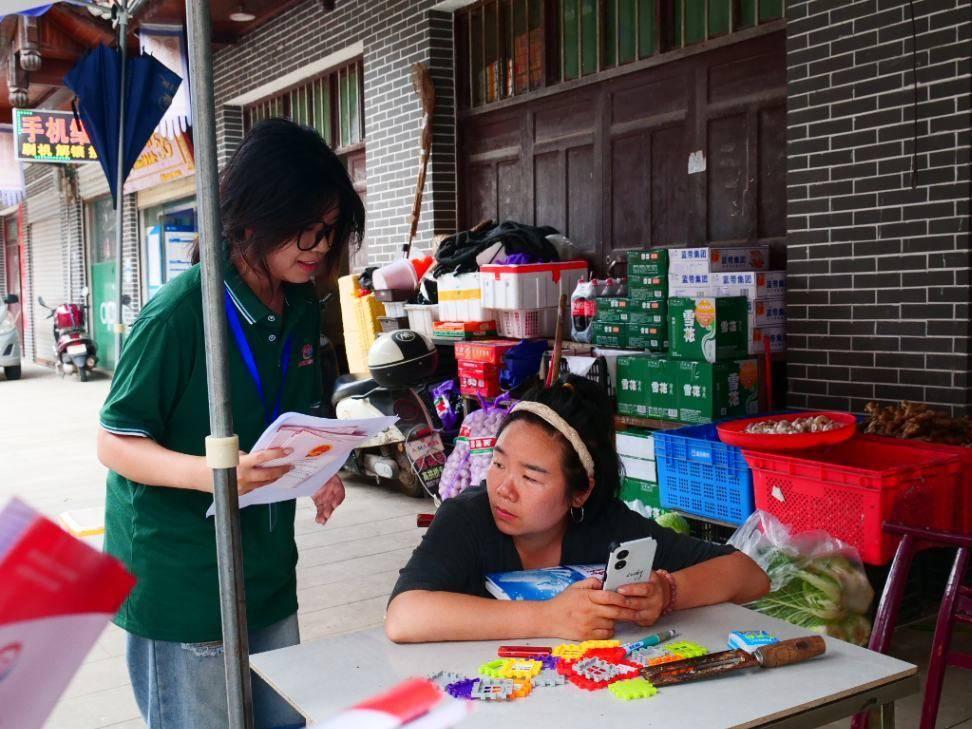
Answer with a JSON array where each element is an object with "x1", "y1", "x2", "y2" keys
[
  {"x1": 533, "y1": 669, "x2": 566, "y2": 688},
  {"x1": 610, "y1": 677, "x2": 659, "y2": 701}
]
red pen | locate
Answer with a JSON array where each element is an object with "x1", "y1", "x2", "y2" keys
[{"x1": 498, "y1": 645, "x2": 552, "y2": 658}]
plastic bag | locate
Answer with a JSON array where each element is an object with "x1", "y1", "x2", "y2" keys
[
  {"x1": 438, "y1": 397, "x2": 514, "y2": 500},
  {"x1": 729, "y1": 510, "x2": 875, "y2": 646}
]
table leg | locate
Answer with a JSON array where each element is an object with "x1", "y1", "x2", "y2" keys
[{"x1": 879, "y1": 701, "x2": 895, "y2": 729}]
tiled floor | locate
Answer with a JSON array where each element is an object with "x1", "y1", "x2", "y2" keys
[{"x1": 2, "y1": 363, "x2": 969, "y2": 728}]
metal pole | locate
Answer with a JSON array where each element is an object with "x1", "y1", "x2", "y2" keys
[
  {"x1": 184, "y1": 1, "x2": 253, "y2": 727},
  {"x1": 112, "y1": 4, "x2": 128, "y2": 359}
]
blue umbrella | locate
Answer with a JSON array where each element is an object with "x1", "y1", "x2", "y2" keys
[{"x1": 64, "y1": 44, "x2": 182, "y2": 204}]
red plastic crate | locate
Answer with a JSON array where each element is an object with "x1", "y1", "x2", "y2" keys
[
  {"x1": 744, "y1": 438, "x2": 961, "y2": 565},
  {"x1": 859, "y1": 434, "x2": 972, "y2": 535}
]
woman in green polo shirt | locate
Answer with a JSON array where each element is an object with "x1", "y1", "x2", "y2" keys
[{"x1": 97, "y1": 119, "x2": 364, "y2": 729}]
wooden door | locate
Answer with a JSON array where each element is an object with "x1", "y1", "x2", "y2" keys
[{"x1": 458, "y1": 32, "x2": 786, "y2": 273}]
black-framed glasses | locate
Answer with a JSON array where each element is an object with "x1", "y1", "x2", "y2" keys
[{"x1": 296, "y1": 222, "x2": 336, "y2": 251}]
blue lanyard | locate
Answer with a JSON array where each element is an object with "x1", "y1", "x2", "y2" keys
[{"x1": 224, "y1": 290, "x2": 294, "y2": 426}]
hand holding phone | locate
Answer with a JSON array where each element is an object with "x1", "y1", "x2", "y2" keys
[{"x1": 603, "y1": 536, "x2": 657, "y2": 592}]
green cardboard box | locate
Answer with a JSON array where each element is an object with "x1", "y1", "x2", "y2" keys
[
  {"x1": 669, "y1": 296, "x2": 748, "y2": 362},
  {"x1": 592, "y1": 321, "x2": 628, "y2": 348},
  {"x1": 630, "y1": 285, "x2": 668, "y2": 302},
  {"x1": 676, "y1": 359, "x2": 760, "y2": 424},
  {"x1": 627, "y1": 249, "x2": 670, "y2": 276},
  {"x1": 627, "y1": 323, "x2": 667, "y2": 351},
  {"x1": 595, "y1": 298, "x2": 655, "y2": 324},
  {"x1": 616, "y1": 355, "x2": 679, "y2": 420},
  {"x1": 620, "y1": 477, "x2": 667, "y2": 518},
  {"x1": 630, "y1": 299, "x2": 667, "y2": 325}
]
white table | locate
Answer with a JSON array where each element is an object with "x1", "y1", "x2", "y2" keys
[{"x1": 251, "y1": 603, "x2": 918, "y2": 728}]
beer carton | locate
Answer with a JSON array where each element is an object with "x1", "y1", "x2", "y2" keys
[
  {"x1": 620, "y1": 456, "x2": 657, "y2": 484},
  {"x1": 629, "y1": 274, "x2": 668, "y2": 302},
  {"x1": 616, "y1": 355, "x2": 679, "y2": 420},
  {"x1": 616, "y1": 429, "x2": 655, "y2": 461},
  {"x1": 630, "y1": 298, "x2": 667, "y2": 324},
  {"x1": 627, "y1": 323, "x2": 667, "y2": 351},
  {"x1": 669, "y1": 246, "x2": 770, "y2": 274},
  {"x1": 620, "y1": 477, "x2": 667, "y2": 518},
  {"x1": 676, "y1": 359, "x2": 760, "y2": 424},
  {"x1": 592, "y1": 321, "x2": 628, "y2": 348},
  {"x1": 596, "y1": 297, "x2": 657, "y2": 324},
  {"x1": 627, "y1": 248, "x2": 670, "y2": 276},
  {"x1": 669, "y1": 296, "x2": 748, "y2": 363}
]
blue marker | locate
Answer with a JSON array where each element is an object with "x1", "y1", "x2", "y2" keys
[{"x1": 623, "y1": 628, "x2": 678, "y2": 653}]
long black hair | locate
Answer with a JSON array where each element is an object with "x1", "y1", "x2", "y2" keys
[
  {"x1": 196, "y1": 118, "x2": 365, "y2": 279},
  {"x1": 497, "y1": 376, "x2": 620, "y2": 521}
]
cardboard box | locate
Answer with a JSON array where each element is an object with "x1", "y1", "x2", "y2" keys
[
  {"x1": 750, "y1": 298, "x2": 787, "y2": 327},
  {"x1": 616, "y1": 429, "x2": 655, "y2": 461},
  {"x1": 627, "y1": 323, "x2": 667, "y2": 351},
  {"x1": 669, "y1": 296, "x2": 749, "y2": 362},
  {"x1": 457, "y1": 360, "x2": 502, "y2": 397},
  {"x1": 616, "y1": 356, "x2": 679, "y2": 420},
  {"x1": 620, "y1": 456, "x2": 658, "y2": 484},
  {"x1": 592, "y1": 322, "x2": 628, "y2": 349},
  {"x1": 676, "y1": 359, "x2": 760, "y2": 424},
  {"x1": 629, "y1": 273, "x2": 667, "y2": 290},
  {"x1": 630, "y1": 299, "x2": 667, "y2": 324},
  {"x1": 668, "y1": 246, "x2": 770, "y2": 274},
  {"x1": 713, "y1": 271, "x2": 787, "y2": 299},
  {"x1": 596, "y1": 298, "x2": 657, "y2": 324},
  {"x1": 432, "y1": 320, "x2": 497, "y2": 340},
  {"x1": 627, "y1": 249, "x2": 670, "y2": 276},
  {"x1": 750, "y1": 325, "x2": 787, "y2": 355},
  {"x1": 629, "y1": 285, "x2": 668, "y2": 302},
  {"x1": 454, "y1": 339, "x2": 519, "y2": 365},
  {"x1": 620, "y1": 477, "x2": 666, "y2": 517}
]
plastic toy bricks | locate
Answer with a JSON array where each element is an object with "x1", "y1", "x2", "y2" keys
[
  {"x1": 610, "y1": 677, "x2": 659, "y2": 701},
  {"x1": 479, "y1": 658, "x2": 543, "y2": 681},
  {"x1": 627, "y1": 641, "x2": 709, "y2": 667},
  {"x1": 552, "y1": 643, "x2": 589, "y2": 661},
  {"x1": 664, "y1": 640, "x2": 709, "y2": 659},
  {"x1": 428, "y1": 671, "x2": 465, "y2": 690},
  {"x1": 579, "y1": 639, "x2": 621, "y2": 651},
  {"x1": 445, "y1": 678, "x2": 478, "y2": 700},
  {"x1": 471, "y1": 678, "x2": 516, "y2": 701},
  {"x1": 562, "y1": 656, "x2": 642, "y2": 691},
  {"x1": 533, "y1": 669, "x2": 566, "y2": 688}
]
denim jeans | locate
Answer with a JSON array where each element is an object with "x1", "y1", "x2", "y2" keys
[{"x1": 126, "y1": 613, "x2": 306, "y2": 729}]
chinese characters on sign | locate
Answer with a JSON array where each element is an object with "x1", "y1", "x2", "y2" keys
[{"x1": 13, "y1": 109, "x2": 98, "y2": 163}]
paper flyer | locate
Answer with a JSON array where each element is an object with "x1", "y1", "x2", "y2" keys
[
  {"x1": 206, "y1": 413, "x2": 398, "y2": 517},
  {"x1": 0, "y1": 499, "x2": 135, "y2": 729}
]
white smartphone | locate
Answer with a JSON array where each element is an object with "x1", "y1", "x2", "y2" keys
[{"x1": 602, "y1": 536, "x2": 658, "y2": 591}]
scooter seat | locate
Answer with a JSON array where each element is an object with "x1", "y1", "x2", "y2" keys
[{"x1": 331, "y1": 373, "x2": 378, "y2": 407}]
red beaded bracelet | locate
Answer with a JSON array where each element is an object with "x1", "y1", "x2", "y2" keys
[{"x1": 656, "y1": 569, "x2": 677, "y2": 616}]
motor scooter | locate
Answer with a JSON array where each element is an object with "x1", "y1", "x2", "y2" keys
[
  {"x1": 0, "y1": 293, "x2": 21, "y2": 381},
  {"x1": 37, "y1": 290, "x2": 99, "y2": 382},
  {"x1": 332, "y1": 330, "x2": 448, "y2": 499}
]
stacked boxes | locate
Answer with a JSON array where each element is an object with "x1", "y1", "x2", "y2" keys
[
  {"x1": 339, "y1": 274, "x2": 384, "y2": 374},
  {"x1": 617, "y1": 355, "x2": 759, "y2": 424},
  {"x1": 668, "y1": 247, "x2": 785, "y2": 356},
  {"x1": 455, "y1": 340, "x2": 518, "y2": 398},
  {"x1": 591, "y1": 250, "x2": 669, "y2": 351},
  {"x1": 668, "y1": 296, "x2": 748, "y2": 363},
  {"x1": 616, "y1": 429, "x2": 667, "y2": 519}
]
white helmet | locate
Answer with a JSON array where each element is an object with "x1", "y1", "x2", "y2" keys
[{"x1": 367, "y1": 330, "x2": 438, "y2": 388}]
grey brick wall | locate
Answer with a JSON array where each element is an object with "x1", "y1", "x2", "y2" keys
[
  {"x1": 212, "y1": 0, "x2": 458, "y2": 267},
  {"x1": 786, "y1": 0, "x2": 972, "y2": 414}
]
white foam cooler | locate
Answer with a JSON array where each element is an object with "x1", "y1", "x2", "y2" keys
[{"x1": 480, "y1": 260, "x2": 588, "y2": 310}]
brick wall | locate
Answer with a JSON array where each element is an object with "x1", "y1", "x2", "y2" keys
[
  {"x1": 212, "y1": 0, "x2": 457, "y2": 266},
  {"x1": 786, "y1": 0, "x2": 972, "y2": 414}
]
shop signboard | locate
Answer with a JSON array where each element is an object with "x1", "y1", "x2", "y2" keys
[
  {"x1": 13, "y1": 109, "x2": 98, "y2": 164},
  {"x1": 124, "y1": 131, "x2": 195, "y2": 194}
]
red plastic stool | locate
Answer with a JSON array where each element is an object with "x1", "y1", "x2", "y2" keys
[{"x1": 852, "y1": 523, "x2": 971, "y2": 729}]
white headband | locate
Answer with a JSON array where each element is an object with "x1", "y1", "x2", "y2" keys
[{"x1": 510, "y1": 401, "x2": 595, "y2": 479}]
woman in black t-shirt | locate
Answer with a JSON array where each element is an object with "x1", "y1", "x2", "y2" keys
[{"x1": 385, "y1": 377, "x2": 769, "y2": 643}]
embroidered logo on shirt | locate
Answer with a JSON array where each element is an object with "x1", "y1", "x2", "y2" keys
[{"x1": 298, "y1": 343, "x2": 315, "y2": 367}]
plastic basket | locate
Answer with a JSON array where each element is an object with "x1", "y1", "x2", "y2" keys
[
  {"x1": 745, "y1": 439, "x2": 962, "y2": 565},
  {"x1": 497, "y1": 308, "x2": 558, "y2": 338},
  {"x1": 383, "y1": 301, "x2": 408, "y2": 318},
  {"x1": 655, "y1": 423, "x2": 754, "y2": 526},
  {"x1": 404, "y1": 304, "x2": 438, "y2": 340},
  {"x1": 858, "y1": 434, "x2": 972, "y2": 536}
]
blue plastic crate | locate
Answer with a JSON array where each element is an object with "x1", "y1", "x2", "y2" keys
[{"x1": 654, "y1": 423, "x2": 754, "y2": 525}]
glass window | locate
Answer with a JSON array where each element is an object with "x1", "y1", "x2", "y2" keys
[
  {"x1": 141, "y1": 198, "x2": 197, "y2": 299},
  {"x1": 89, "y1": 196, "x2": 116, "y2": 265}
]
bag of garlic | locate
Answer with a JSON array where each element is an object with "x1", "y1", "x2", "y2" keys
[{"x1": 438, "y1": 396, "x2": 515, "y2": 500}]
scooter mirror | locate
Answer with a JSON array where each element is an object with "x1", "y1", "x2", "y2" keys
[
  {"x1": 2, "y1": 294, "x2": 17, "y2": 305},
  {"x1": 121, "y1": 294, "x2": 132, "y2": 306},
  {"x1": 37, "y1": 296, "x2": 47, "y2": 308}
]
